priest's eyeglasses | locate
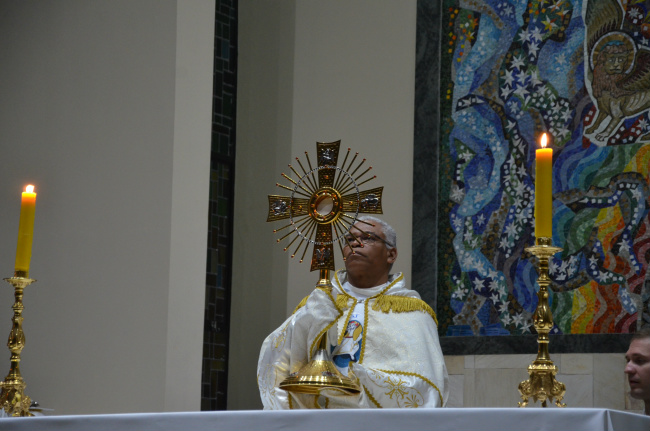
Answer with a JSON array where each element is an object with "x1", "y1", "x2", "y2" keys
[{"x1": 343, "y1": 232, "x2": 394, "y2": 248}]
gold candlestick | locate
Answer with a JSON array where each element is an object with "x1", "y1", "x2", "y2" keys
[
  {"x1": 518, "y1": 237, "x2": 566, "y2": 408},
  {"x1": 0, "y1": 274, "x2": 35, "y2": 416}
]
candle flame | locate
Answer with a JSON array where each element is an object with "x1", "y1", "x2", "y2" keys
[
  {"x1": 541, "y1": 133, "x2": 548, "y2": 148},
  {"x1": 25, "y1": 185, "x2": 34, "y2": 193}
]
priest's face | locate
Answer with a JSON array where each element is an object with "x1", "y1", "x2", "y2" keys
[
  {"x1": 342, "y1": 221, "x2": 397, "y2": 288},
  {"x1": 625, "y1": 338, "x2": 650, "y2": 401}
]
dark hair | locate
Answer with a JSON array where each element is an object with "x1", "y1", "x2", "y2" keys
[{"x1": 632, "y1": 327, "x2": 650, "y2": 341}]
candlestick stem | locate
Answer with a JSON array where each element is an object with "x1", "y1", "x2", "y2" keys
[
  {"x1": 518, "y1": 237, "x2": 566, "y2": 408},
  {"x1": 0, "y1": 276, "x2": 35, "y2": 416}
]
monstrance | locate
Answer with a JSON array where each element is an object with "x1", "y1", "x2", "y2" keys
[
  {"x1": 266, "y1": 140, "x2": 384, "y2": 395},
  {"x1": 267, "y1": 140, "x2": 384, "y2": 287}
]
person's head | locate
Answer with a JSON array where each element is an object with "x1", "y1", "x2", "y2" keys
[
  {"x1": 625, "y1": 327, "x2": 650, "y2": 413},
  {"x1": 342, "y1": 216, "x2": 398, "y2": 289}
]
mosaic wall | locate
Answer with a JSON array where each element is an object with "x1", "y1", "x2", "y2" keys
[
  {"x1": 419, "y1": 0, "x2": 650, "y2": 341},
  {"x1": 202, "y1": 0, "x2": 237, "y2": 411}
]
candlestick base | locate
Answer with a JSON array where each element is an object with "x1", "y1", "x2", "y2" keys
[
  {"x1": 518, "y1": 238, "x2": 566, "y2": 408},
  {"x1": 0, "y1": 276, "x2": 36, "y2": 417}
]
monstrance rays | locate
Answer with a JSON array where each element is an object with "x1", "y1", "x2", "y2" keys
[{"x1": 267, "y1": 140, "x2": 384, "y2": 276}]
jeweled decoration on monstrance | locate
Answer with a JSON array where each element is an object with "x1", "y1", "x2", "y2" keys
[{"x1": 267, "y1": 140, "x2": 383, "y2": 285}]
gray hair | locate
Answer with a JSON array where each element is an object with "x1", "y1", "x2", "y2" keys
[{"x1": 356, "y1": 215, "x2": 397, "y2": 250}]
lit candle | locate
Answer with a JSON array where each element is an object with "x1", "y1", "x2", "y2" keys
[
  {"x1": 15, "y1": 185, "x2": 37, "y2": 277},
  {"x1": 535, "y1": 134, "x2": 553, "y2": 239}
]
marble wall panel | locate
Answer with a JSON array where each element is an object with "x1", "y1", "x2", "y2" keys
[
  {"x1": 593, "y1": 354, "x2": 626, "y2": 410},
  {"x1": 560, "y1": 353, "x2": 593, "y2": 375},
  {"x1": 447, "y1": 374, "x2": 464, "y2": 408},
  {"x1": 446, "y1": 352, "x2": 638, "y2": 411},
  {"x1": 557, "y1": 374, "x2": 593, "y2": 408}
]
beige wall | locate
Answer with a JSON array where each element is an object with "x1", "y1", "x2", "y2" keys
[
  {"x1": 231, "y1": 0, "x2": 417, "y2": 410},
  {"x1": 0, "y1": 0, "x2": 214, "y2": 414}
]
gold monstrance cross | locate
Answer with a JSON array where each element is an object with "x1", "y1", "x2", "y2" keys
[{"x1": 267, "y1": 140, "x2": 384, "y2": 286}]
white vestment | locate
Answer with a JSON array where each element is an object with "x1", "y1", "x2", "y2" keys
[{"x1": 257, "y1": 271, "x2": 449, "y2": 409}]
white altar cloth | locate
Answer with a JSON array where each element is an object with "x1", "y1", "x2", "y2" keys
[{"x1": 0, "y1": 407, "x2": 647, "y2": 431}]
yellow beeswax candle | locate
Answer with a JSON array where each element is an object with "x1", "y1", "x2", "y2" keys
[
  {"x1": 15, "y1": 185, "x2": 37, "y2": 276},
  {"x1": 535, "y1": 134, "x2": 553, "y2": 239}
]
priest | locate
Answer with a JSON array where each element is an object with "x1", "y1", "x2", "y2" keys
[{"x1": 257, "y1": 216, "x2": 448, "y2": 409}]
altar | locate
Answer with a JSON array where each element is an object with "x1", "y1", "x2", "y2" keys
[{"x1": 0, "y1": 408, "x2": 647, "y2": 431}]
